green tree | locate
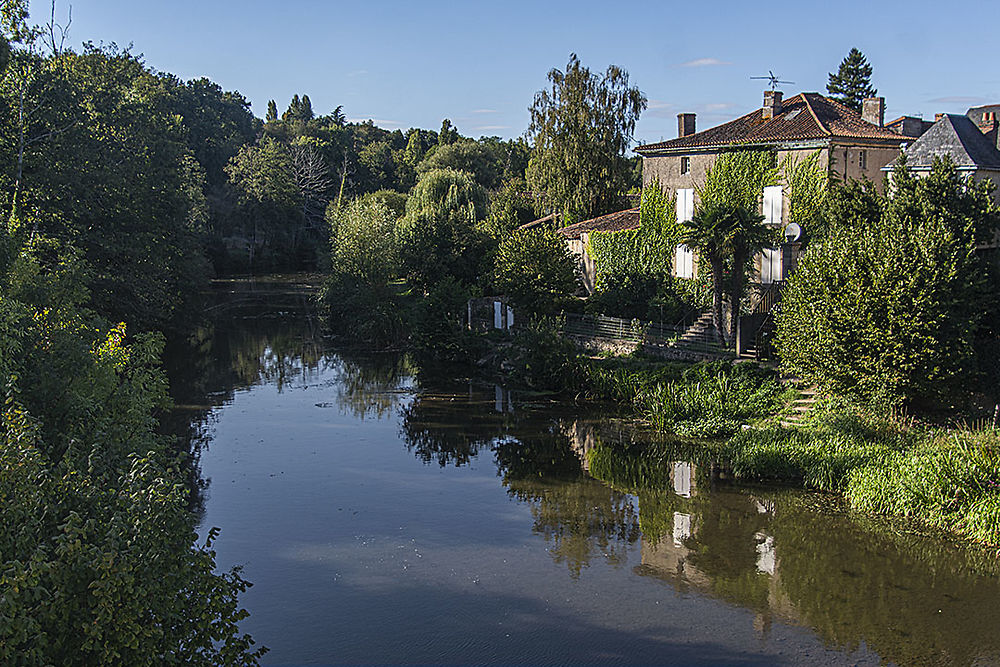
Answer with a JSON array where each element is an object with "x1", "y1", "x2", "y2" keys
[
  {"x1": 527, "y1": 53, "x2": 646, "y2": 222},
  {"x1": 416, "y1": 138, "x2": 501, "y2": 189},
  {"x1": 827, "y1": 48, "x2": 877, "y2": 112},
  {"x1": 776, "y1": 158, "x2": 999, "y2": 405},
  {"x1": 266, "y1": 99, "x2": 278, "y2": 122},
  {"x1": 492, "y1": 228, "x2": 579, "y2": 315},
  {"x1": 397, "y1": 168, "x2": 488, "y2": 288},
  {"x1": 437, "y1": 118, "x2": 459, "y2": 146}
]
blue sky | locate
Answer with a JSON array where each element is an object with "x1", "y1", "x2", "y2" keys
[{"x1": 31, "y1": 0, "x2": 1000, "y2": 147}]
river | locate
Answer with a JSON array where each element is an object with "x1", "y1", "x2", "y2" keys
[{"x1": 163, "y1": 289, "x2": 1000, "y2": 666}]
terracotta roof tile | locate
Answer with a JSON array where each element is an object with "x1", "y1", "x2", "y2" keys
[
  {"x1": 636, "y1": 93, "x2": 911, "y2": 154},
  {"x1": 556, "y1": 208, "x2": 640, "y2": 240}
]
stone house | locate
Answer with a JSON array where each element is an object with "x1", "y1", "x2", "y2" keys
[
  {"x1": 882, "y1": 111, "x2": 1000, "y2": 209},
  {"x1": 555, "y1": 208, "x2": 640, "y2": 294},
  {"x1": 635, "y1": 91, "x2": 913, "y2": 283}
]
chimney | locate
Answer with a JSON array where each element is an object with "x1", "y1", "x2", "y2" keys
[
  {"x1": 862, "y1": 97, "x2": 885, "y2": 127},
  {"x1": 762, "y1": 90, "x2": 783, "y2": 120},
  {"x1": 935, "y1": 113, "x2": 946, "y2": 122},
  {"x1": 677, "y1": 113, "x2": 696, "y2": 138},
  {"x1": 981, "y1": 112, "x2": 1000, "y2": 151}
]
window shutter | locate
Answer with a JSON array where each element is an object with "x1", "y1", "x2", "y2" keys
[{"x1": 762, "y1": 185, "x2": 782, "y2": 226}]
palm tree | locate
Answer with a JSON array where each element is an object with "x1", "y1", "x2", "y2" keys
[{"x1": 681, "y1": 202, "x2": 773, "y2": 347}]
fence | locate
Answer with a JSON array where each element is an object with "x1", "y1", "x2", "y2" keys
[{"x1": 559, "y1": 313, "x2": 685, "y2": 345}]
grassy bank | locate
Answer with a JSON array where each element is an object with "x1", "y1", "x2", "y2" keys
[{"x1": 725, "y1": 406, "x2": 1000, "y2": 546}]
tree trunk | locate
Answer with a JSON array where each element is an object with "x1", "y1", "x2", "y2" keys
[
  {"x1": 711, "y1": 255, "x2": 727, "y2": 346},
  {"x1": 730, "y1": 250, "x2": 748, "y2": 349}
]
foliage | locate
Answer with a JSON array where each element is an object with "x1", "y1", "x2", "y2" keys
[
  {"x1": 0, "y1": 243, "x2": 263, "y2": 664},
  {"x1": 826, "y1": 47, "x2": 877, "y2": 112},
  {"x1": 634, "y1": 361, "x2": 785, "y2": 437},
  {"x1": 397, "y1": 168, "x2": 489, "y2": 289},
  {"x1": 685, "y1": 151, "x2": 779, "y2": 346},
  {"x1": 526, "y1": 53, "x2": 646, "y2": 221},
  {"x1": 780, "y1": 150, "x2": 828, "y2": 234},
  {"x1": 416, "y1": 138, "x2": 501, "y2": 189},
  {"x1": 492, "y1": 228, "x2": 579, "y2": 316},
  {"x1": 585, "y1": 179, "x2": 705, "y2": 321},
  {"x1": 776, "y1": 158, "x2": 1000, "y2": 406},
  {"x1": 410, "y1": 277, "x2": 484, "y2": 362},
  {"x1": 0, "y1": 44, "x2": 213, "y2": 331},
  {"x1": 502, "y1": 317, "x2": 581, "y2": 391},
  {"x1": 327, "y1": 196, "x2": 398, "y2": 284},
  {"x1": 483, "y1": 177, "x2": 536, "y2": 236}
]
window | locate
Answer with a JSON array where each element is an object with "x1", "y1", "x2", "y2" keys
[
  {"x1": 675, "y1": 244, "x2": 695, "y2": 279},
  {"x1": 760, "y1": 248, "x2": 781, "y2": 284},
  {"x1": 762, "y1": 186, "x2": 782, "y2": 226},
  {"x1": 675, "y1": 188, "x2": 694, "y2": 223},
  {"x1": 859, "y1": 149, "x2": 867, "y2": 170},
  {"x1": 680, "y1": 156, "x2": 690, "y2": 174}
]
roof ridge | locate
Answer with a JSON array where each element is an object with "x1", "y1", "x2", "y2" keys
[{"x1": 801, "y1": 93, "x2": 832, "y2": 136}]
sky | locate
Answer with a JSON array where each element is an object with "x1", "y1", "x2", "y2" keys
[{"x1": 29, "y1": 0, "x2": 1000, "y2": 149}]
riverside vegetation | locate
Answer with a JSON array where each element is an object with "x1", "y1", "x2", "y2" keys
[{"x1": 2, "y1": 2, "x2": 999, "y2": 660}]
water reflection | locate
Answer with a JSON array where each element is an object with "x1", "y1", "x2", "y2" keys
[
  {"x1": 589, "y1": 442, "x2": 1000, "y2": 666},
  {"x1": 167, "y1": 302, "x2": 1000, "y2": 666}
]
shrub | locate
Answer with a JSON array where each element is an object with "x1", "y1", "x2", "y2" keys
[
  {"x1": 777, "y1": 159, "x2": 1000, "y2": 406},
  {"x1": 492, "y1": 228, "x2": 579, "y2": 316}
]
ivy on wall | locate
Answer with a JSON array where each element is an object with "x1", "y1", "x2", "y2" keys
[{"x1": 586, "y1": 177, "x2": 681, "y2": 288}]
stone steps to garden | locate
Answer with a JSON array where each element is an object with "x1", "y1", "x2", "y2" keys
[{"x1": 778, "y1": 374, "x2": 819, "y2": 428}]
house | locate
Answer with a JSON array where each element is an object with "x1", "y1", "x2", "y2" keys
[
  {"x1": 882, "y1": 111, "x2": 1000, "y2": 208},
  {"x1": 635, "y1": 91, "x2": 913, "y2": 283},
  {"x1": 555, "y1": 207, "x2": 640, "y2": 294}
]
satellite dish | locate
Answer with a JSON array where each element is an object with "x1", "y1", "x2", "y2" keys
[{"x1": 783, "y1": 223, "x2": 802, "y2": 243}]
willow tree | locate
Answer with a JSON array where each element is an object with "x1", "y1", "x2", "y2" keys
[{"x1": 527, "y1": 53, "x2": 646, "y2": 222}]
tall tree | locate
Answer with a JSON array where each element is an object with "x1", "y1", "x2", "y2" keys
[
  {"x1": 527, "y1": 53, "x2": 646, "y2": 222},
  {"x1": 827, "y1": 48, "x2": 876, "y2": 112},
  {"x1": 265, "y1": 99, "x2": 277, "y2": 122}
]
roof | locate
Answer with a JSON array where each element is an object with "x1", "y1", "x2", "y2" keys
[
  {"x1": 885, "y1": 114, "x2": 1000, "y2": 171},
  {"x1": 967, "y1": 104, "x2": 1000, "y2": 125},
  {"x1": 556, "y1": 208, "x2": 640, "y2": 240},
  {"x1": 517, "y1": 212, "x2": 561, "y2": 231},
  {"x1": 636, "y1": 93, "x2": 911, "y2": 154}
]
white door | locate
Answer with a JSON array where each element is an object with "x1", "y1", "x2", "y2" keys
[{"x1": 675, "y1": 189, "x2": 695, "y2": 278}]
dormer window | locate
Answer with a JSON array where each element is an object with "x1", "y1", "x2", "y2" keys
[{"x1": 680, "y1": 156, "x2": 690, "y2": 174}]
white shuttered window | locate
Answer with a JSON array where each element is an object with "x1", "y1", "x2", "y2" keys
[
  {"x1": 762, "y1": 185, "x2": 782, "y2": 226},
  {"x1": 675, "y1": 189, "x2": 695, "y2": 278}
]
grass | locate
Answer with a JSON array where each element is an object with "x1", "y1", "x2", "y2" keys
[{"x1": 724, "y1": 405, "x2": 1000, "y2": 547}]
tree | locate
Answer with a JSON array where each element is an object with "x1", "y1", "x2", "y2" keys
[
  {"x1": 827, "y1": 48, "x2": 876, "y2": 112},
  {"x1": 416, "y1": 139, "x2": 501, "y2": 189},
  {"x1": 265, "y1": 99, "x2": 277, "y2": 122},
  {"x1": 527, "y1": 53, "x2": 646, "y2": 222},
  {"x1": 397, "y1": 168, "x2": 488, "y2": 288},
  {"x1": 437, "y1": 118, "x2": 459, "y2": 146},
  {"x1": 492, "y1": 228, "x2": 579, "y2": 315},
  {"x1": 776, "y1": 158, "x2": 1000, "y2": 406}
]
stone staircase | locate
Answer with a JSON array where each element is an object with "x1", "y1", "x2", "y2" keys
[
  {"x1": 780, "y1": 380, "x2": 819, "y2": 428},
  {"x1": 676, "y1": 312, "x2": 722, "y2": 349}
]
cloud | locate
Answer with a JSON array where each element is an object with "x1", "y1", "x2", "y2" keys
[
  {"x1": 473, "y1": 125, "x2": 511, "y2": 131},
  {"x1": 927, "y1": 95, "x2": 987, "y2": 105},
  {"x1": 347, "y1": 69, "x2": 368, "y2": 77},
  {"x1": 702, "y1": 102, "x2": 736, "y2": 112},
  {"x1": 471, "y1": 108, "x2": 498, "y2": 114},
  {"x1": 678, "y1": 57, "x2": 731, "y2": 68},
  {"x1": 646, "y1": 100, "x2": 676, "y2": 118}
]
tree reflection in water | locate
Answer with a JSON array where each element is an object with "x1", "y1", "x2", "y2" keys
[{"x1": 167, "y1": 302, "x2": 1000, "y2": 666}]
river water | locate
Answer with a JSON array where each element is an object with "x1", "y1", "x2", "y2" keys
[{"x1": 164, "y1": 297, "x2": 1000, "y2": 666}]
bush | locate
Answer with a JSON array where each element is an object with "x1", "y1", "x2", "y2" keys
[
  {"x1": 777, "y1": 159, "x2": 1000, "y2": 407},
  {"x1": 492, "y1": 228, "x2": 579, "y2": 316}
]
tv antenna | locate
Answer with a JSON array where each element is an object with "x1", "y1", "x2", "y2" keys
[{"x1": 751, "y1": 71, "x2": 794, "y2": 91}]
